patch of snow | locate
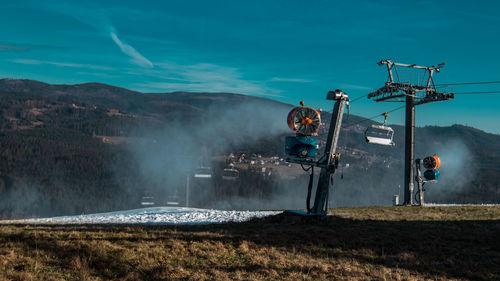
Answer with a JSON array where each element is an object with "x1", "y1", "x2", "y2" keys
[{"x1": 3, "y1": 207, "x2": 281, "y2": 225}]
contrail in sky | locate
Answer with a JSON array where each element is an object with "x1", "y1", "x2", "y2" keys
[
  {"x1": 110, "y1": 29, "x2": 153, "y2": 68},
  {"x1": 37, "y1": 1, "x2": 154, "y2": 68}
]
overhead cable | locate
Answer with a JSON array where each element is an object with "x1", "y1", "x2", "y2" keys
[
  {"x1": 342, "y1": 105, "x2": 405, "y2": 129},
  {"x1": 349, "y1": 93, "x2": 370, "y2": 103},
  {"x1": 436, "y1": 81, "x2": 500, "y2": 86},
  {"x1": 453, "y1": 91, "x2": 500, "y2": 95}
]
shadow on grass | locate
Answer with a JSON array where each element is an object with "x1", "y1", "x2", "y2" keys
[{"x1": 2, "y1": 214, "x2": 500, "y2": 280}]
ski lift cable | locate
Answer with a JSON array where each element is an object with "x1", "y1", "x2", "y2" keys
[
  {"x1": 340, "y1": 90, "x2": 500, "y2": 128},
  {"x1": 453, "y1": 91, "x2": 500, "y2": 95},
  {"x1": 349, "y1": 81, "x2": 500, "y2": 102},
  {"x1": 341, "y1": 113, "x2": 382, "y2": 128},
  {"x1": 349, "y1": 93, "x2": 370, "y2": 103},
  {"x1": 436, "y1": 81, "x2": 500, "y2": 86},
  {"x1": 348, "y1": 87, "x2": 418, "y2": 103},
  {"x1": 342, "y1": 105, "x2": 405, "y2": 129}
]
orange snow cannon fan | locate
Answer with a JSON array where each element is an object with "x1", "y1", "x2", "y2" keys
[
  {"x1": 423, "y1": 155, "x2": 441, "y2": 170},
  {"x1": 286, "y1": 101, "x2": 321, "y2": 136},
  {"x1": 285, "y1": 101, "x2": 321, "y2": 158},
  {"x1": 423, "y1": 154, "x2": 441, "y2": 180}
]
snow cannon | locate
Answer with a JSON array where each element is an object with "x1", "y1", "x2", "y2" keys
[
  {"x1": 423, "y1": 155, "x2": 441, "y2": 170},
  {"x1": 285, "y1": 102, "x2": 321, "y2": 158},
  {"x1": 415, "y1": 154, "x2": 442, "y2": 205},
  {"x1": 424, "y1": 169, "x2": 440, "y2": 181},
  {"x1": 423, "y1": 154, "x2": 441, "y2": 181},
  {"x1": 285, "y1": 136, "x2": 318, "y2": 158}
]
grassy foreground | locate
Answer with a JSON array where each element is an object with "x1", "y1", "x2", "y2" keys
[{"x1": 0, "y1": 206, "x2": 499, "y2": 281}]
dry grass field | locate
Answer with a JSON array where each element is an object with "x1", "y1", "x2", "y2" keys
[{"x1": 1, "y1": 206, "x2": 499, "y2": 280}]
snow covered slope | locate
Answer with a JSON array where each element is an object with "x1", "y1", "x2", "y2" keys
[{"x1": 3, "y1": 207, "x2": 281, "y2": 225}]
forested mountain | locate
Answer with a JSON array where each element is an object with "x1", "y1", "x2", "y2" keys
[{"x1": 0, "y1": 79, "x2": 498, "y2": 219}]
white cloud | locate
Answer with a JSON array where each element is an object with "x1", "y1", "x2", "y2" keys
[
  {"x1": 134, "y1": 62, "x2": 282, "y2": 97},
  {"x1": 11, "y1": 59, "x2": 114, "y2": 71},
  {"x1": 338, "y1": 83, "x2": 372, "y2": 91},
  {"x1": 269, "y1": 77, "x2": 313, "y2": 83},
  {"x1": 110, "y1": 30, "x2": 153, "y2": 68},
  {"x1": 0, "y1": 45, "x2": 25, "y2": 51},
  {"x1": 75, "y1": 71, "x2": 121, "y2": 79}
]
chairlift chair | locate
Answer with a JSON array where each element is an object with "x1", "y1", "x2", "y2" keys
[
  {"x1": 140, "y1": 196, "x2": 155, "y2": 207},
  {"x1": 194, "y1": 167, "x2": 212, "y2": 178},
  {"x1": 166, "y1": 194, "x2": 180, "y2": 206},
  {"x1": 222, "y1": 168, "x2": 239, "y2": 181},
  {"x1": 365, "y1": 112, "x2": 395, "y2": 146}
]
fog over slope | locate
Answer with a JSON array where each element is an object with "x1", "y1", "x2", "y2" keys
[{"x1": 0, "y1": 79, "x2": 498, "y2": 219}]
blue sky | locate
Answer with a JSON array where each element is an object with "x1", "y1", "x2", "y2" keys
[{"x1": 0, "y1": 0, "x2": 499, "y2": 133}]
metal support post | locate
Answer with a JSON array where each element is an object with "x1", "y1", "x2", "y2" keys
[
  {"x1": 310, "y1": 90, "x2": 348, "y2": 215},
  {"x1": 185, "y1": 174, "x2": 190, "y2": 207},
  {"x1": 415, "y1": 159, "x2": 424, "y2": 206},
  {"x1": 404, "y1": 93, "x2": 415, "y2": 205}
]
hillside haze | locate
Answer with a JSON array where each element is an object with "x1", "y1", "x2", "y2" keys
[{"x1": 0, "y1": 79, "x2": 498, "y2": 219}]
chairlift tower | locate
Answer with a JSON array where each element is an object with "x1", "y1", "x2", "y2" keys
[{"x1": 368, "y1": 59, "x2": 454, "y2": 205}]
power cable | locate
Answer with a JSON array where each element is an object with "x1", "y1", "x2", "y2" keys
[{"x1": 301, "y1": 164, "x2": 312, "y2": 171}]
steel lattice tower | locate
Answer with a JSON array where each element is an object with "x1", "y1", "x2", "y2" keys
[{"x1": 368, "y1": 59, "x2": 454, "y2": 205}]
